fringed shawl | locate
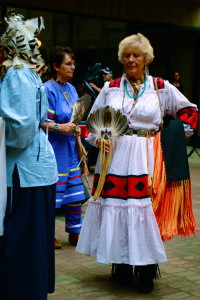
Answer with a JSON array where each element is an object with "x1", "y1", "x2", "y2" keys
[{"x1": 152, "y1": 119, "x2": 197, "y2": 241}]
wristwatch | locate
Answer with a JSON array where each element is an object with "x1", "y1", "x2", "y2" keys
[{"x1": 54, "y1": 123, "x2": 59, "y2": 131}]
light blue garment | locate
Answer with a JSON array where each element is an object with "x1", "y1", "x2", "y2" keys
[
  {"x1": 0, "y1": 117, "x2": 6, "y2": 235},
  {"x1": 0, "y1": 64, "x2": 58, "y2": 187}
]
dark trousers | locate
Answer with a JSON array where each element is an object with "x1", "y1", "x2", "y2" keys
[{"x1": 0, "y1": 167, "x2": 56, "y2": 300}]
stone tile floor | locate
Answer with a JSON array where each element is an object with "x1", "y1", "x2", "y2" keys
[{"x1": 49, "y1": 148, "x2": 200, "y2": 300}]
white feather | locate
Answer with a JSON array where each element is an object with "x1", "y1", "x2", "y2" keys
[{"x1": 86, "y1": 106, "x2": 128, "y2": 139}]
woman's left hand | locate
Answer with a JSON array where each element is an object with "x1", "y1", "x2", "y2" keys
[{"x1": 74, "y1": 126, "x2": 81, "y2": 136}]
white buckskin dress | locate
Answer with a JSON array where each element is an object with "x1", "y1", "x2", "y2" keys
[{"x1": 76, "y1": 74, "x2": 197, "y2": 266}]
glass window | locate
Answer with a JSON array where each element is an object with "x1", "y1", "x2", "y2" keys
[{"x1": 73, "y1": 16, "x2": 127, "y2": 83}]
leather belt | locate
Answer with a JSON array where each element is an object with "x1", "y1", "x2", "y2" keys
[{"x1": 125, "y1": 128, "x2": 158, "y2": 137}]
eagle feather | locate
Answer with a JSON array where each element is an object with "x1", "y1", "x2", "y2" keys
[
  {"x1": 70, "y1": 94, "x2": 91, "y2": 124},
  {"x1": 86, "y1": 105, "x2": 128, "y2": 138}
]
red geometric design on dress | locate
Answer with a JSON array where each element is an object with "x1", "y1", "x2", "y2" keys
[
  {"x1": 176, "y1": 106, "x2": 198, "y2": 130},
  {"x1": 109, "y1": 78, "x2": 121, "y2": 88},
  {"x1": 92, "y1": 174, "x2": 150, "y2": 199},
  {"x1": 109, "y1": 77, "x2": 165, "y2": 89}
]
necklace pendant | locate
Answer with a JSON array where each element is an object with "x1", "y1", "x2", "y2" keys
[{"x1": 63, "y1": 91, "x2": 69, "y2": 100}]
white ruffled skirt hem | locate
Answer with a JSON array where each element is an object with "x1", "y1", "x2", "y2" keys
[{"x1": 76, "y1": 198, "x2": 167, "y2": 265}]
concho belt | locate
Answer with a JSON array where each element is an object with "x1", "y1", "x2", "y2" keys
[{"x1": 125, "y1": 128, "x2": 158, "y2": 137}]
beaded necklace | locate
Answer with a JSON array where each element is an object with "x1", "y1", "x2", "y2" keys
[
  {"x1": 129, "y1": 78, "x2": 144, "y2": 90},
  {"x1": 122, "y1": 77, "x2": 147, "y2": 114},
  {"x1": 51, "y1": 79, "x2": 71, "y2": 105}
]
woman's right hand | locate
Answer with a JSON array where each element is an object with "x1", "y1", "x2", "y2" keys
[
  {"x1": 59, "y1": 122, "x2": 77, "y2": 134},
  {"x1": 96, "y1": 138, "x2": 110, "y2": 154}
]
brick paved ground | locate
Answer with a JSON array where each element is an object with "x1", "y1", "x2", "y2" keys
[{"x1": 49, "y1": 149, "x2": 200, "y2": 300}]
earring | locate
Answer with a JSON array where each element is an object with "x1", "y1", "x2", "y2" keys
[{"x1": 145, "y1": 65, "x2": 149, "y2": 76}]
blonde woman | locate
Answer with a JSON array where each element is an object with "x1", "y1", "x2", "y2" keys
[{"x1": 76, "y1": 33, "x2": 198, "y2": 293}]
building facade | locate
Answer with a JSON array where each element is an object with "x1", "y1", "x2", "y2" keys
[{"x1": 1, "y1": 0, "x2": 200, "y2": 117}]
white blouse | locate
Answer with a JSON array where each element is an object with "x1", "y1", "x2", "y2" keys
[{"x1": 86, "y1": 74, "x2": 196, "y2": 146}]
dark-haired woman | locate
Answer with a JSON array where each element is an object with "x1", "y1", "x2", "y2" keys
[
  {"x1": 42, "y1": 46, "x2": 86, "y2": 247},
  {"x1": 172, "y1": 71, "x2": 184, "y2": 93}
]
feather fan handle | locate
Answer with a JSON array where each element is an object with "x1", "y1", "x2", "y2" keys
[
  {"x1": 99, "y1": 138, "x2": 112, "y2": 167},
  {"x1": 93, "y1": 139, "x2": 112, "y2": 201},
  {"x1": 75, "y1": 134, "x2": 89, "y2": 176}
]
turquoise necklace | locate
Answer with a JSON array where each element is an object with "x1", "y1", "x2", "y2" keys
[
  {"x1": 122, "y1": 78, "x2": 147, "y2": 114},
  {"x1": 124, "y1": 77, "x2": 147, "y2": 99}
]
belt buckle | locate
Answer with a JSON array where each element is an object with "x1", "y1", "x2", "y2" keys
[
  {"x1": 125, "y1": 128, "x2": 133, "y2": 136},
  {"x1": 137, "y1": 129, "x2": 147, "y2": 137}
]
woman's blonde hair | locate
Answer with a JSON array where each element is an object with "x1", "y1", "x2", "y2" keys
[{"x1": 118, "y1": 33, "x2": 154, "y2": 65}]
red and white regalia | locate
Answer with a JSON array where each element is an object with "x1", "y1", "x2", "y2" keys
[{"x1": 76, "y1": 74, "x2": 198, "y2": 266}]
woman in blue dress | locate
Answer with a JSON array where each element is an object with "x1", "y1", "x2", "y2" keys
[{"x1": 42, "y1": 46, "x2": 86, "y2": 248}]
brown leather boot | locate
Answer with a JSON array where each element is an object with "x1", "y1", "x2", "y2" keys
[{"x1": 54, "y1": 238, "x2": 62, "y2": 249}]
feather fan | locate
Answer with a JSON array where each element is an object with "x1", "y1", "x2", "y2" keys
[
  {"x1": 86, "y1": 106, "x2": 128, "y2": 139},
  {"x1": 86, "y1": 106, "x2": 129, "y2": 200},
  {"x1": 70, "y1": 94, "x2": 91, "y2": 124},
  {"x1": 70, "y1": 94, "x2": 91, "y2": 180}
]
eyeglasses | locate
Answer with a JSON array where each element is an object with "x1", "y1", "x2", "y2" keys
[{"x1": 64, "y1": 62, "x2": 76, "y2": 67}]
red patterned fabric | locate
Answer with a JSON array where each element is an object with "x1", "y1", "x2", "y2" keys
[
  {"x1": 109, "y1": 78, "x2": 121, "y2": 88},
  {"x1": 153, "y1": 77, "x2": 165, "y2": 89},
  {"x1": 92, "y1": 174, "x2": 150, "y2": 199},
  {"x1": 47, "y1": 112, "x2": 55, "y2": 119},
  {"x1": 176, "y1": 106, "x2": 198, "y2": 130},
  {"x1": 109, "y1": 77, "x2": 165, "y2": 89}
]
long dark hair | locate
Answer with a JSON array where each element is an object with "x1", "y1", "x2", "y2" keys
[{"x1": 49, "y1": 46, "x2": 75, "y2": 78}]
